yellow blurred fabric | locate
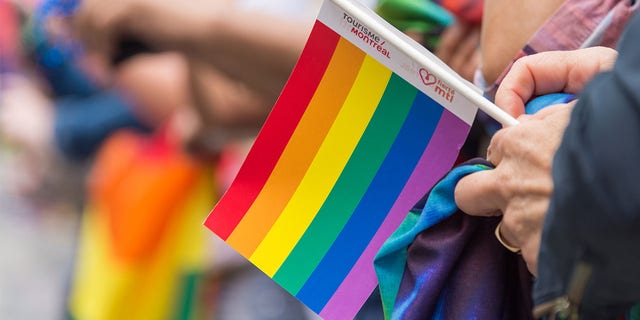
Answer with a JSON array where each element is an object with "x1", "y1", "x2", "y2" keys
[{"x1": 68, "y1": 130, "x2": 216, "y2": 320}]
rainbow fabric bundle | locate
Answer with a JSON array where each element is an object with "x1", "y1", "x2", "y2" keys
[{"x1": 205, "y1": 0, "x2": 480, "y2": 318}]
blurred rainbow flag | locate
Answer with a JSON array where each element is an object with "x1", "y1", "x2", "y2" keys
[
  {"x1": 205, "y1": 0, "x2": 479, "y2": 318},
  {"x1": 69, "y1": 130, "x2": 215, "y2": 320}
]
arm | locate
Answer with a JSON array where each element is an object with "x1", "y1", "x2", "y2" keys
[
  {"x1": 434, "y1": 21, "x2": 481, "y2": 82},
  {"x1": 74, "y1": 0, "x2": 310, "y2": 99},
  {"x1": 480, "y1": 0, "x2": 564, "y2": 85},
  {"x1": 183, "y1": 58, "x2": 273, "y2": 154}
]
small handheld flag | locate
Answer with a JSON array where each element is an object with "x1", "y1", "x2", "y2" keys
[{"x1": 205, "y1": 0, "x2": 515, "y2": 318}]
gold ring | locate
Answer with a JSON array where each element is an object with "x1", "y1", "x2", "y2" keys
[{"x1": 495, "y1": 221, "x2": 521, "y2": 253}]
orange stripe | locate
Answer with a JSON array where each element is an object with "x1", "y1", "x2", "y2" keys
[{"x1": 226, "y1": 38, "x2": 365, "y2": 256}]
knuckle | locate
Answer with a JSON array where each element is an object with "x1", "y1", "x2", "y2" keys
[{"x1": 511, "y1": 57, "x2": 530, "y2": 72}]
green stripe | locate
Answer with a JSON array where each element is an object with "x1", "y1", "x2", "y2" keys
[
  {"x1": 172, "y1": 272, "x2": 202, "y2": 320},
  {"x1": 630, "y1": 304, "x2": 640, "y2": 320},
  {"x1": 273, "y1": 73, "x2": 418, "y2": 294}
]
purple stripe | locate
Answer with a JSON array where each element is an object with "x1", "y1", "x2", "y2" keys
[{"x1": 319, "y1": 110, "x2": 470, "y2": 319}]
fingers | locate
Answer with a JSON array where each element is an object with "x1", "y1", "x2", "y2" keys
[
  {"x1": 454, "y1": 170, "x2": 503, "y2": 216},
  {"x1": 455, "y1": 123, "x2": 511, "y2": 216},
  {"x1": 448, "y1": 27, "x2": 480, "y2": 78},
  {"x1": 73, "y1": 0, "x2": 140, "y2": 59},
  {"x1": 495, "y1": 47, "x2": 618, "y2": 117},
  {"x1": 73, "y1": 0, "x2": 115, "y2": 56},
  {"x1": 459, "y1": 49, "x2": 481, "y2": 82},
  {"x1": 435, "y1": 22, "x2": 467, "y2": 64},
  {"x1": 485, "y1": 134, "x2": 504, "y2": 168},
  {"x1": 435, "y1": 22, "x2": 480, "y2": 81}
]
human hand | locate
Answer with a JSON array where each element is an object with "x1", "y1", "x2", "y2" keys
[
  {"x1": 495, "y1": 47, "x2": 617, "y2": 116},
  {"x1": 183, "y1": 59, "x2": 272, "y2": 156},
  {"x1": 454, "y1": 103, "x2": 574, "y2": 274},
  {"x1": 114, "y1": 52, "x2": 190, "y2": 127},
  {"x1": 435, "y1": 21, "x2": 480, "y2": 82}
]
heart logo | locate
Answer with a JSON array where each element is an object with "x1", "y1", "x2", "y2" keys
[{"x1": 419, "y1": 68, "x2": 437, "y2": 86}]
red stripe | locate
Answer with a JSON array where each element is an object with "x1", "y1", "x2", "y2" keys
[{"x1": 204, "y1": 21, "x2": 340, "y2": 239}]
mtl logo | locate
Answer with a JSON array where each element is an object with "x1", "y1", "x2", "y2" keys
[{"x1": 419, "y1": 68, "x2": 456, "y2": 103}]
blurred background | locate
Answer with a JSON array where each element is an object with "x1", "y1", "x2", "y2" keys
[{"x1": 0, "y1": 0, "x2": 478, "y2": 318}]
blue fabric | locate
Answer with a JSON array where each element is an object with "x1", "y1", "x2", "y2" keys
[
  {"x1": 525, "y1": 93, "x2": 576, "y2": 115},
  {"x1": 25, "y1": 0, "x2": 151, "y2": 160},
  {"x1": 373, "y1": 161, "x2": 491, "y2": 319},
  {"x1": 374, "y1": 157, "x2": 535, "y2": 320},
  {"x1": 54, "y1": 90, "x2": 149, "y2": 160},
  {"x1": 27, "y1": 13, "x2": 94, "y2": 96}
]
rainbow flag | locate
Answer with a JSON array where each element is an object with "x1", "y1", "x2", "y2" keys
[
  {"x1": 69, "y1": 130, "x2": 215, "y2": 320},
  {"x1": 205, "y1": 0, "x2": 479, "y2": 318}
]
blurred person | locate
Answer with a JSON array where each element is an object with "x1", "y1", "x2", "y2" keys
[
  {"x1": 73, "y1": 0, "x2": 311, "y2": 102},
  {"x1": 479, "y1": 0, "x2": 637, "y2": 102},
  {"x1": 376, "y1": 0, "x2": 482, "y2": 82},
  {"x1": 67, "y1": 0, "x2": 337, "y2": 319},
  {"x1": 73, "y1": 0, "x2": 484, "y2": 145},
  {"x1": 3, "y1": 2, "x2": 218, "y2": 319},
  {"x1": 71, "y1": 0, "x2": 529, "y2": 319},
  {"x1": 471, "y1": 0, "x2": 637, "y2": 155},
  {"x1": 0, "y1": 0, "x2": 153, "y2": 200},
  {"x1": 430, "y1": 0, "x2": 483, "y2": 83}
]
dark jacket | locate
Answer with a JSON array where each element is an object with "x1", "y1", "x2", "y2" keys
[{"x1": 535, "y1": 13, "x2": 640, "y2": 319}]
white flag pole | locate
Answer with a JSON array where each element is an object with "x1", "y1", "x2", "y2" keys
[{"x1": 330, "y1": 0, "x2": 519, "y2": 127}]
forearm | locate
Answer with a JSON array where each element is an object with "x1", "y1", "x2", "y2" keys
[
  {"x1": 186, "y1": 58, "x2": 272, "y2": 127},
  {"x1": 480, "y1": 0, "x2": 564, "y2": 84},
  {"x1": 75, "y1": 0, "x2": 311, "y2": 100},
  {"x1": 193, "y1": 11, "x2": 309, "y2": 97},
  {"x1": 181, "y1": 8, "x2": 310, "y2": 99}
]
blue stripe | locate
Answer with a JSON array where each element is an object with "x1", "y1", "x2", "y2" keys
[{"x1": 295, "y1": 92, "x2": 444, "y2": 312}]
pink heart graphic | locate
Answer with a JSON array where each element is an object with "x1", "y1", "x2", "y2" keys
[{"x1": 419, "y1": 68, "x2": 437, "y2": 86}]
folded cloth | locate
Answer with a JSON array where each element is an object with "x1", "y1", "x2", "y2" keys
[
  {"x1": 374, "y1": 94, "x2": 577, "y2": 320},
  {"x1": 374, "y1": 159, "x2": 534, "y2": 320}
]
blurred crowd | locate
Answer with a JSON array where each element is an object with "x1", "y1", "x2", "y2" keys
[
  {"x1": 0, "y1": 0, "x2": 638, "y2": 319},
  {"x1": 0, "y1": 0, "x2": 369, "y2": 318}
]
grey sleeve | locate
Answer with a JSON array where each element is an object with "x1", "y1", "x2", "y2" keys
[{"x1": 534, "y1": 14, "x2": 640, "y2": 318}]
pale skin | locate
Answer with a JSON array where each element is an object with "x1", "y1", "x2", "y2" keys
[
  {"x1": 72, "y1": 0, "x2": 308, "y2": 153},
  {"x1": 73, "y1": 0, "x2": 310, "y2": 100},
  {"x1": 454, "y1": 47, "x2": 618, "y2": 275},
  {"x1": 72, "y1": 0, "x2": 486, "y2": 151},
  {"x1": 114, "y1": 53, "x2": 274, "y2": 155},
  {"x1": 434, "y1": 21, "x2": 481, "y2": 82},
  {"x1": 480, "y1": 0, "x2": 565, "y2": 85}
]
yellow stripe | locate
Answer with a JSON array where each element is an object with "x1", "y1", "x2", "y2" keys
[
  {"x1": 69, "y1": 173, "x2": 214, "y2": 320},
  {"x1": 249, "y1": 56, "x2": 391, "y2": 276}
]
